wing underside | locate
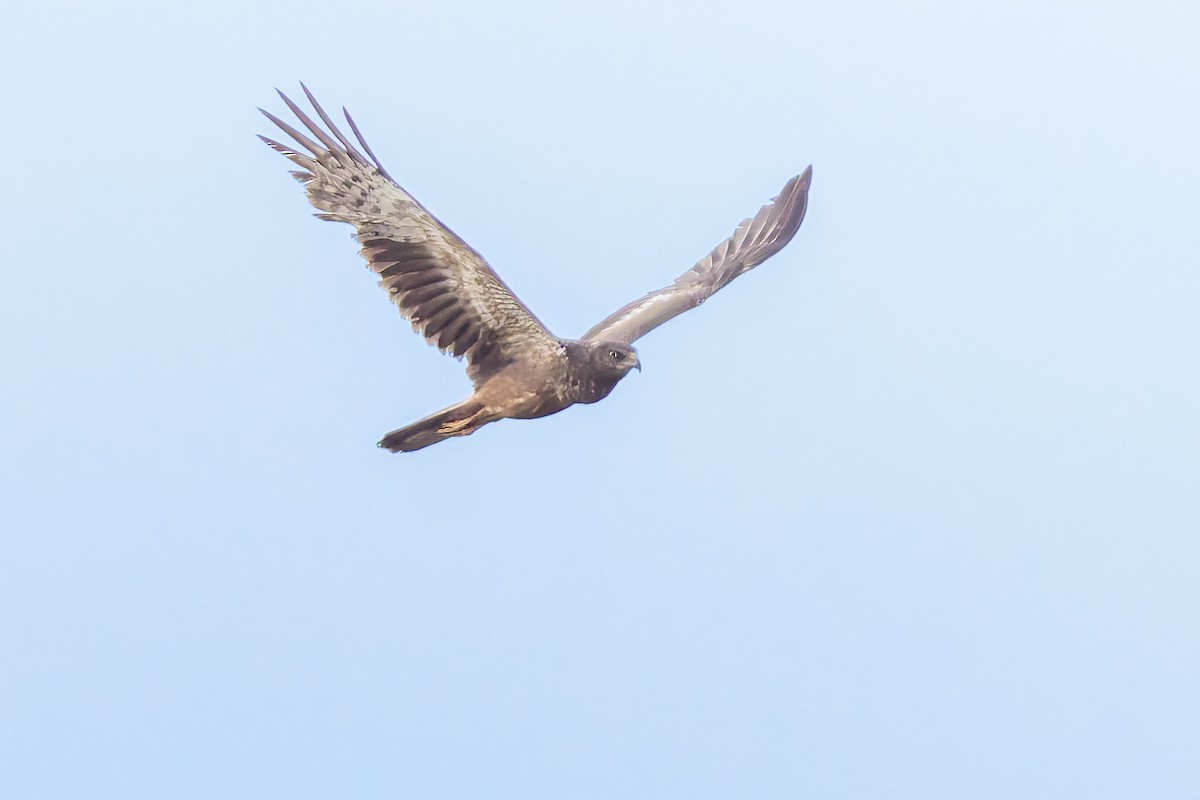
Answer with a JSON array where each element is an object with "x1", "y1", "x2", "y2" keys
[
  {"x1": 583, "y1": 167, "x2": 812, "y2": 344},
  {"x1": 260, "y1": 85, "x2": 561, "y2": 383}
]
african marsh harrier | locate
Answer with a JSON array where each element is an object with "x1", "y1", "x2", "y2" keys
[{"x1": 260, "y1": 86, "x2": 812, "y2": 452}]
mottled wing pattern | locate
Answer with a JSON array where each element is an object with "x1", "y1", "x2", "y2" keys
[
  {"x1": 583, "y1": 167, "x2": 812, "y2": 344},
  {"x1": 260, "y1": 85, "x2": 561, "y2": 384}
]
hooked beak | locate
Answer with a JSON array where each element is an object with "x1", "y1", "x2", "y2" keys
[{"x1": 633, "y1": 356, "x2": 641, "y2": 372}]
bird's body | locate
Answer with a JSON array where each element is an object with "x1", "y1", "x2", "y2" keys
[
  {"x1": 378, "y1": 339, "x2": 639, "y2": 451},
  {"x1": 260, "y1": 86, "x2": 811, "y2": 452}
]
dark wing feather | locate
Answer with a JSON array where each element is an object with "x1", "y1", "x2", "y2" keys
[
  {"x1": 261, "y1": 85, "x2": 561, "y2": 384},
  {"x1": 582, "y1": 167, "x2": 812, "y2": 344}
]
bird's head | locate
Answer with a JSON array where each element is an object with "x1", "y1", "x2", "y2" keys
[{"x1": 588, "y1": 340, "x2": 641, "y2": 379}]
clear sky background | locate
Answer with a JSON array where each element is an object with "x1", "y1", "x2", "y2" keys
[{"x1": 2, "y1": 1, "x2": 1197, "y2": 797}]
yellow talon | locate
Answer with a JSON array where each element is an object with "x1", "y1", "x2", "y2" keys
[{"x1": 437, "y1": 413, "x2": 482, "y2": 436}]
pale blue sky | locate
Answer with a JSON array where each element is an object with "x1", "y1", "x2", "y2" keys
[{"x1": 2, "y1": 1, "x2": 1198, "y2": 797}]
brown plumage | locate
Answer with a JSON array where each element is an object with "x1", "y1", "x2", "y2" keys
[{"x1": 260, "y1": 85, "x2": 812, "y2": 452}]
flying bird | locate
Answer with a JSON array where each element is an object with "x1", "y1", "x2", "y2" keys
[{"x1": 260, "y1": 86, "x2": 812, "y2": 452}]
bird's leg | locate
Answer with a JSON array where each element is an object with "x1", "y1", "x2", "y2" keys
[{"x1": 437, "y1": 408, "x2": 486, "y2": 437}]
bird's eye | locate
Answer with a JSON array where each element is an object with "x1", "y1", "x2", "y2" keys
[{"x1": 609, "y1": 350, "x2": 621, "y2": 360}]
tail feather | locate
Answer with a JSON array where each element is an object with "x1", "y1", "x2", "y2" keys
[{"x1": 377, "y1": 400, "x2": 485, "y2": 453}]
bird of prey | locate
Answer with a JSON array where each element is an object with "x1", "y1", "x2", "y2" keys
[{"x1": 260, "y1": 86, "x2": 812, "y2": 452}]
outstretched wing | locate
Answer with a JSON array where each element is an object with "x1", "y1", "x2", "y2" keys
[
  {"x1": 260, "y1": 85, "x2": 562, "y2": 384},
  {"x1": 582, "y1": 167, "x2": 812, "y2": 344}
]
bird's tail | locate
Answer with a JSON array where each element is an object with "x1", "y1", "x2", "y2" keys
[{"x1": 377, "y1": 399, "x2": 488, "y2": 453}]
